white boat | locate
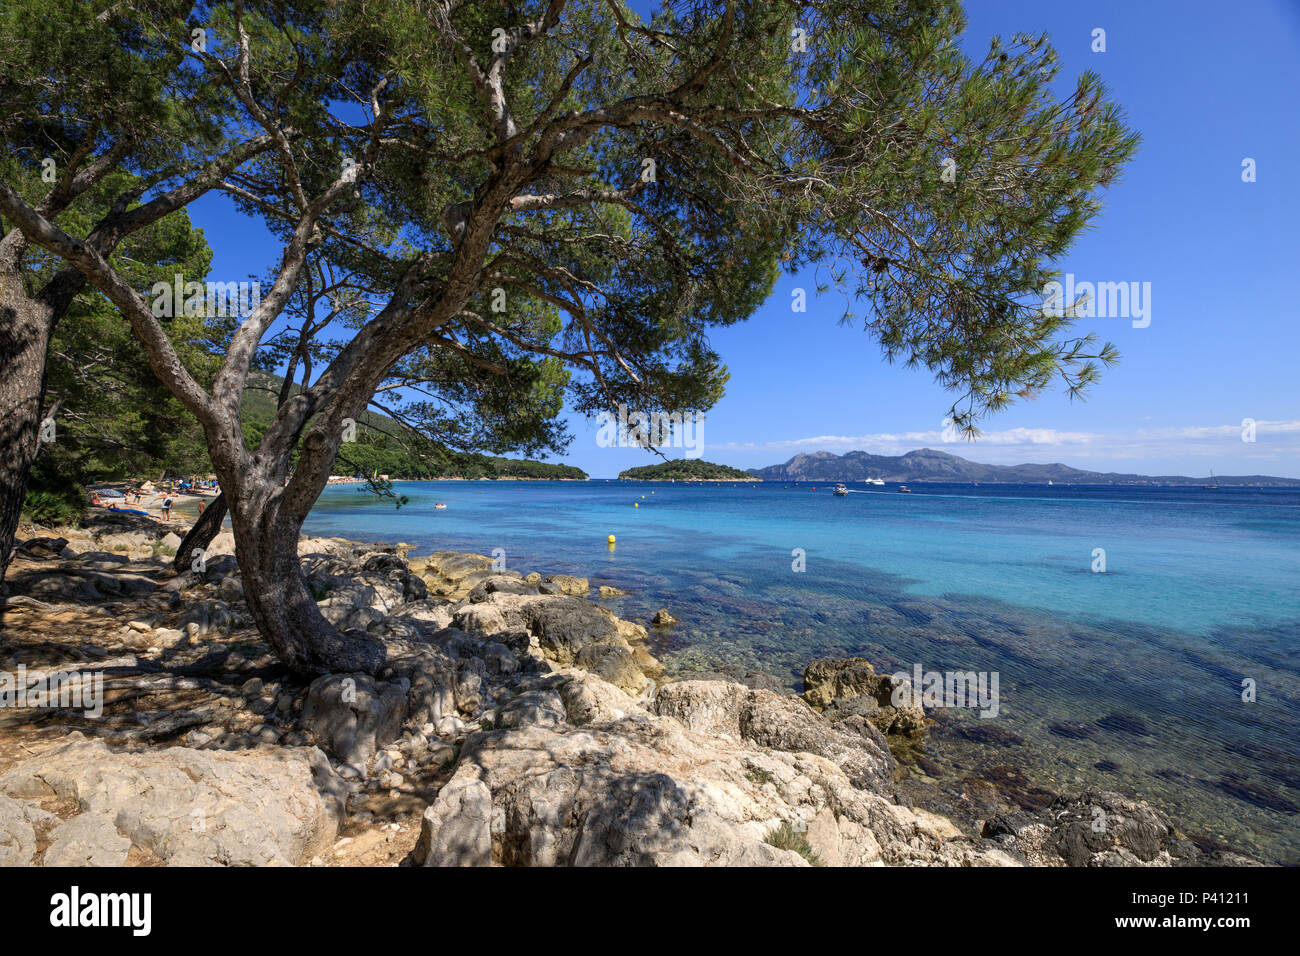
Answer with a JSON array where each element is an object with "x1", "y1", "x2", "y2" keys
[
  {"x1": 833, "y1": 483, "x2": 848, "y2": 496},
  {"x1": 865, "y1": 478, "x2": 884, "y2": 486}
]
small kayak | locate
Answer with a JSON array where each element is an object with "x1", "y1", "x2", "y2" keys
[{"x1": 107, "y1": 507, "x2": 151, "y2": 516}]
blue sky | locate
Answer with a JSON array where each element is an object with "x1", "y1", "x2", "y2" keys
[{"x1": 189, "y1": 0, "x2": 1300, "y2": 479}]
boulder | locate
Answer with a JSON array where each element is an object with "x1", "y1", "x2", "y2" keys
[
  {"x1": 655, "y1": 680, "x2": 895, "y2": 792},
  {"x1": 43, "y1": 813, "x2": 131, "y2": 867},
  {"x1": 300, "y1": 674, "x2": 409, "y2": 772},
  {"x1": 412, "y1": 776, "x2": 494, "y2": 866},
  {"x1": 803, "y1": 658, "x2": 927, "y2": 737},
  {"x1": 412, "y1": 670, "x2": 1007, "y2": 867},
  {"x1": 0, "y1": 794, "x2": 36, "y2": 866},
  {"x1": 0, "y1": 736, "x2": 343, "y2": 866},
  {"x1": 466, "y1": 575, "x2": 536, "y2": 603},
  {"x1": 418, "y1": 551, "x2": 495, "y2": 599},
  {"x1": 803, "y1": 657, "x2": 886, "y2": 709},
  {"x1": 575, "y1": 644, "x2": 649, "y2": 697},
  {"x1": 982, "y1": 791, "x2": 1260, "y2": 867},
  {"x1": 525, "y1": 597, "x2": 623, "y2": 664},
  {"x1": 539, "y1": 574, "x2": 589, "y2": 597}
]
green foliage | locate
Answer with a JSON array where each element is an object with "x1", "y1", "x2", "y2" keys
[
  {"x1": 618, "y1": 459, "x2": 756, "y2": 481},
  {"x1": 764, "y1": 822, "x2": 824, "y2": 866},
  {"x1": 242, "y1": 371, "x2": 586, "y2": 480},
  {"x1": 20, "y1": 490, "x2": 82, "y2": 526},
  {"x1": 746, "y1": 767, "x2": 774, "y2": 787},
  {"x1": 21, "y1": 459, "x2": 86, "y2": 525},
  {"x1": 489, "y1": 458, "x2": 586, "y2": 480},
  {"x1": 35, "y1": 188, "x2": 217, "y2": 485},
  {"x1": 4, "y1": 0, "x2": 1139, "y2": 527}
]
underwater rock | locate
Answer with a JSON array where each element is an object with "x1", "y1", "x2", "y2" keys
[
  {"x1": 1048, "y1": 721, "x2": 1098, "y2": 740},
  {"x1": 950, "y1": 723, "x2": 1024, "y2": 747},
  {"x1": 1096, "y1": 711, "x2": 1151, "y2": 736},
  {"x1": 1215, "y1": 774, "x2": 1299, "y2": 814}
]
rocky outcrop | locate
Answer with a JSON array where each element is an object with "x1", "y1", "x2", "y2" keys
[
  {"x1": 539, "y1": 574, "x2": 589, "y2": 597},
  {"x1": 0, "y1": 735, "x2": 343, "y2": 865},
  {"x1": 412, "y1": 671, "x2": 1016, "y2": 867},
  {"x1": 982, "y1": 791, "x2": 1260, "y2": 867},
  {"x1": 802, "y1": 657, "x2": 928, "y2": 738},
  {"x1": 7, "y1": 522, "x2": 1253, "y2": 869},
  {"x1": 414, "y1": 551, "x2": 498, "y2": 600},
  {"x1": 0, "y1": 794, "x2": 38, "y2": 866},
  {"x1": 445, "y1": 587, "x2": 660, "y2": 698},
  {"x1": 300, "y1": 674, "x2": 410, "y2": 774},
  {"x1": 656, "y1": 680, "x2": 895, "y2": 792}
]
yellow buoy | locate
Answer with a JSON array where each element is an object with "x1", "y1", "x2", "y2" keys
[
  {"x1": 634, "y1": 502, "x2": 639, "y2": 508},
  {"x1": 641, "y1": 495, "x2": 645, "y2": 499},
  {"x1": 607, "y1": 534, "x2": 616, "y2": 544}
]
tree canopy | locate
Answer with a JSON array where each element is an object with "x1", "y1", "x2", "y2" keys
[{"x1": 0, "y1": 0, "x2": 1138, "y2": 673}]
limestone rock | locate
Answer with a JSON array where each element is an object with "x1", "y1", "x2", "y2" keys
[
  {"x1": 803, "y1": 658, "x2": 927, "y2": 737},
  {"x1": 539, "y1": 574, "x2": 589, "y2": 597},
  {"x1": 803, "y1": 657, "x2": 885, "y2": 709},
  {"x1": 982, "y1": 791, "x2": 1261, "y2": 867},
  {"x1": 0, "y1": 794, "x2": 36, "y2": 866},
  {"x1": 300, "y1": 674, "x2": 409, "y2": 771},
  {"x1": 413, "y1": 670, "x2": 1008, "y2": 867},
  {"x1": 655, "y1": 680, "x2": 895, "y2": 792},
  {"x1": 412, "y1": 776, "x2": 494, "y2": 866},
  {"x1": 0, "y1": 736, "x2": 343, "y2": 866},
  {"x1": 43, "y1": 813, "x2": 131, "y2": 866}
]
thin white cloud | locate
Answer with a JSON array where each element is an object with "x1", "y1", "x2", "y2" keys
[{"x1": 711, "y1": 419, "x2": 1300, "y2": 467}]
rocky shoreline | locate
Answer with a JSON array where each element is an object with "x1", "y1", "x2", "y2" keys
[{"x1": 0, "y1": 514, "x2": 1259, "y2": 866}]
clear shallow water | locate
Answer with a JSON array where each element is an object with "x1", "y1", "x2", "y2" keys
[{"x1": 305, "y1": 479, "x2": 1300, "y2": 863}]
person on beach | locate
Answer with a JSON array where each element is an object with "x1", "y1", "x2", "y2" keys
[
  {"x1": 197, "y1": 501, "x2": 205, "y2": 516},
  {"x1": 162, "y1": 496, "x2": 173, "y2": 520}
]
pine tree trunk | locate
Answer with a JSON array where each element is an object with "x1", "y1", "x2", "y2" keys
[
  {"x1": 226, "y1": 481, "x2": 385, "y2": 676},
  {"x1": 0, "y1": 268, "x2": 53, "y2": 586},
  {"x1": 170, "y1": 491, "x2": 228, "y2": 575}
]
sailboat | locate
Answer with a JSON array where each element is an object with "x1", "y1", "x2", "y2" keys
[{"x1": 1202, "y1": 469, "x2": 1219, "y2": 490}]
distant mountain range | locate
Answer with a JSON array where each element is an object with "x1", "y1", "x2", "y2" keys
[{"x1": 745, "y1": 448, "x2": 1300, "y2": 486}]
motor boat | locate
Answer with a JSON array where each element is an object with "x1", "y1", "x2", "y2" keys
[{"x1": 833, "y1": 484, "x2": 848, "y2": 496}]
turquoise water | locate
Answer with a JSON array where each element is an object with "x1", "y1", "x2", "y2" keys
[{"x1": 304, "y1": 479, "x2": 1300, "y2": 862}]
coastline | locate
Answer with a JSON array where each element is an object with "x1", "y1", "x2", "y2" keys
[{"x1": 0, "y1": 511, "x2": 1262, "y2": 866}]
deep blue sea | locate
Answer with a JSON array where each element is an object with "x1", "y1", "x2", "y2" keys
[{"x1": 304, "y1": 479, "x2": 1300, "y2": 862}]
